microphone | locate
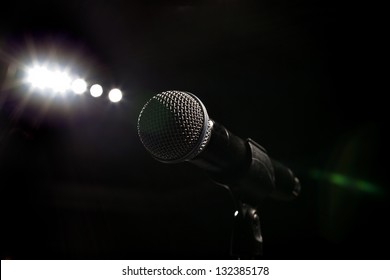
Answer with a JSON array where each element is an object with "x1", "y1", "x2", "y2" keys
[{"x1": 137, "y1": 90, "x2": 300, "y2": 204}]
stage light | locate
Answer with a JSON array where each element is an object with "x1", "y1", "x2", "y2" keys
[
  {"x1": 108, "y1": 88, "x2": 122, "y2": 103},
  {"x1": 71, "y1": 78, "x2": 87, "y2": 94},
  {"x1": 90, "y1": 84, "x2": 103, "y2": 97},
  {"x1": 49, "y1": 71, "x2": 72, "y2": 93},
  {"x1": 25, "y1": 65, "x2": 72, "y2": 93},
  {"x1": 26, "y1": 66, "x2": 49, "y2": 89},
  {"x1": 24, "y1": 63, "x2": 125, "y2": 105}
]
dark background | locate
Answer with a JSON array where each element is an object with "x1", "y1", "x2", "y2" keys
[{"x1": 0, "y1": 0, "x2": 387, "y2": 259}]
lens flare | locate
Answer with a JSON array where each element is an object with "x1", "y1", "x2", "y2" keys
[
  {"x1": 90, "y1": 84, "x2": 103, "y2": 97},
  {"x1": 25, "y1": 66, "x2": 72, "y2": 93},
  {"x1": 310, "y1": 169, "x2": 382, "y2": 195},
  {"x1": 108, "y1": 88, "x2": 122, "y2": 103},
  {"x1": 71, "y1": 78, "x2": 87, "y2": 94},
  {"x1": 26, "y1": 66, "x2": 49, "y2": 89}
]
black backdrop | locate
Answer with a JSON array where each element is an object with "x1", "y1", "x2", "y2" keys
[{"x1": 1, "y1": 0, "x2": 387, "y2": 259}]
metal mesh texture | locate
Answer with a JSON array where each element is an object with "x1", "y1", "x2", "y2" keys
[{"x1": 137, "y1": 91, "x2": 210, "y2": 162}]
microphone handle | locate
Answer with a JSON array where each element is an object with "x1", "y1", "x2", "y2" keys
[
  {"x1": 191, "y1": 121, "x2": 300, "y2": 203},
  {"x1": 269, "y1": 159, "x2": 301, "y2": 201}
]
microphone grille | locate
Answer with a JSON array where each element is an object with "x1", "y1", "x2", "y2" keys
[{"x1": 137, "y1": 90, "x2": 211, "y2": 163}]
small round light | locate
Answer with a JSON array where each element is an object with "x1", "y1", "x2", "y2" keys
[
  {"x1": 71, "y1": 78, "x2": 87, "y2": 94},
  {"x1": 108, "y1": 88, "x2": 122, "y2": 103},
  {"x1": 90, "y1": 84, "x2": 103, "y2": 97}
]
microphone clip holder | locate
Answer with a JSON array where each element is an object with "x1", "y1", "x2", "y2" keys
[{"x1": 230, "y1": 201, "x2": 263, "y2": 259}]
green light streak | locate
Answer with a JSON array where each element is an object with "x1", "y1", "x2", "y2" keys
[{"x1": 310, "y1": 169, "x2": 382, "y2": 195}]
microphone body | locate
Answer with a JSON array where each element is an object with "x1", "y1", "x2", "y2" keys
[
  {"x1": 137, "y1": 91, "x2": 300, "y2": 204},
  {"x1": 191, "y1": 121, "x2": 300, "y2": 202}
]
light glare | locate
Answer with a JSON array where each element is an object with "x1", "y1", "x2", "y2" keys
[
  {"x1": 50, "y1": 71, "x2": 72, "y2": 93},
  {"x1": 108, "y1": 88, "x2": 122, "y2": 103},
  {"x1": 26, "y1": 66, "x2": 50, "y2": 89},
  {"x1": 90, "y1": 84, "x2": 103, "y2": 97},
  {"x1": 26, "y1": 66, "x2": 72, "y2": 93},
  {"x1": 71, "y1": 78, "x2": 87, "y2": 94}
]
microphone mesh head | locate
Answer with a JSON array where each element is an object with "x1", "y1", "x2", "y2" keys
[{"x1": 137, "y1": 90, "x2": 211, "y2": 163}]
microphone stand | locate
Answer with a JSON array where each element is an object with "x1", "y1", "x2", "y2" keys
[
  {"x1": 225, "y1": 139, "x2": 300, "y2": 259},
  {"x1": 230, "y1": 201, "x2": 263, "y2": 259},
  {"x1": 219, "y1": 184, "x2": 263, "y2": 259}
]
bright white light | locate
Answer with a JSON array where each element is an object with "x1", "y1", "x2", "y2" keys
[
  {"x1": 90, "y1": 84, "x2": 103, "y2": 97},
  {"x1": 49, "y1": 71, "x2": 72, "y2": 93},
  {"x1": 71, "y1": 78, "x2": 87, "y2": 94},
  {"x1": 108, "y1": 88, "x2": 122, "y2": 103},
  {"x1": 25, "y1": 66, "x2": 72, "y2": 93},
  {"x1": 26, "y1": 66, "x2": 50, "y2": 89}
]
